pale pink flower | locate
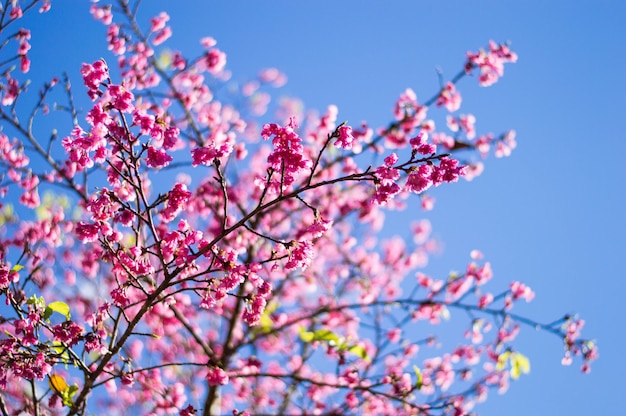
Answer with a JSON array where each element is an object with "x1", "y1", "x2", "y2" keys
[
  {"x1": 206, "y1": 366, "x2": 229, "y2": 386},
  {"x1": 285, "y1": 240, "x2": 314, "y2": 270},
  {"x1": 436, "y1": 82, "x2": 462, "y2": 112},
  {"x1": 478, "y1": 293, "x2": 494, "y2": 308},
  {"x1": 510, "y1": 281, "x2": 535, "y2": 302}
]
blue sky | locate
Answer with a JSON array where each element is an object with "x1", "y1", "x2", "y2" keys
[{"x1": 16, "y1": 1, "x2": 626, "y2": 414}]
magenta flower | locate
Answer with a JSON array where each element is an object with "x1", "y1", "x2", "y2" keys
[
  {"x1": 333, "y1": 125, "x2": 355, "y2": 149},
  {"x1": 108, "y1": 84, "x2": 135, "y2": 113},
  {"x1": 75, "y1": 221, "x2": 100, "y2": 243},
  {"x1": 146, "y1": 146, "x2": 173, "y2": 168},
  {"x1": 285, "y1": 240, "x2": 314, "y2": 270},
  {"x1": 81, "y1": 60, "x2": 109, "y2": 100},
  {"x1": 52, "y1": 321, "x2": 84, "y2": 347},
  {"x1": 206, "y1": 366, "x2": 229, "y2": 386},
  {"x1": 204, "y1": 48, "x2": 227, "y2": 74},
  {"x1": 436, "y1": 82, "x2": 462, "y2": 112},
  {"x1": 466, "y1": 41, "x2": 518, "y2": 87},
  {"x1": 262, "y1": 118, "x2": 312, "y2": 191},
  {"x1": 161, "y1": 183, "x2": 191, "y2": 222}
]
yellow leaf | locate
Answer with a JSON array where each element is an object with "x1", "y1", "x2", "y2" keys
[
  {"x1": 256, "y1": 300, "x2": 278, "y2": 333},
  {"x1": 156, "y1": 50, "x2": 173, "y2": 69},
  {"x1": 299, "y1": 327, "x2": 314, "y2": 343},
  {"x1": 348, "y1": 345, "x2": 370, "y2": 362},
  {"x1": 510, "y1": 352, "x2": 530, "y2": 379},
  {"x1": 496, "y1": 351, "x2": 511, "y2": 371},
  {"x1": 413, "y1": 365, "x2": 423, "y2": 390},
  {"x1": 48, "y1": 374, "x2": 69, "y2": 395},
  {"x1": 47, "y1": 301, "x2": 71, "y2": 320}
]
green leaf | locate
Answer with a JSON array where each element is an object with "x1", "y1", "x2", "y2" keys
[
  {"x1": 299, "y1": 327, "x2": 340, "y2": 343},
  {"x1": 50, "y1": 341, "x2": 71, "y2": 364},
  {"x1": 27, "y1": 295, "x2": 46, "y2": 310},
  {"x1": 299, "y1": 330, "x2": 314, "y2": 343},
  {"x1": 65, "y1": 384, "x2": 79, "y2": 406},
  {"x1": 300, "y1": 328, "x2": 369, "y2": 361},
  {"x1": 252, "y1": 300, "x2": 278, "y2": 335},
  {"x1": 413, "y1": 365, "x2": 423, "y2": 390},
  {"x1": 45, "y1": 301, "x2": 71, "y2": 321},
  {"x1": 348, "y1": 345, "x2": 370, "y2": 361},
  {"x1": 0, "y1": 204, "x2": 14, "y2": 226},
  {"x1": 300, "y1": 328, "x2": 339, "y2": 343},
  {"x1": 311, "y1": 329, "x2": 339, "y2": 342}
]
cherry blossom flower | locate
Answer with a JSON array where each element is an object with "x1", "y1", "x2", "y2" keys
[
  {"x1": 207, "y1": 366, "x2": 229, "y2": 386},
  {"x1": 0, "y1": 7, "x2": 594, "y2": 414},
  {"x1": 81, "y1": 60, "x2": 109, "y2": 100},
  {"x1": 52, "y1": 321, "x2": 84, "y2": 347},
  {"x1": 333, "y1": 125, "x2": 354, "y2": 149},
  {"x1": 146, "y1": 146, "x2": 173, "y2": 168},
  {"x1": 510, "y1": 281, "x2": 535, "y2": 302},
  {"x1": 436, "y1": 82, "x2": 462, "y2": 112}
]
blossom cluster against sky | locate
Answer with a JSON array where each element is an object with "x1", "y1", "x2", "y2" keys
[{"x1": 19, "y1": 1, "x2": 626, "y2": 414}]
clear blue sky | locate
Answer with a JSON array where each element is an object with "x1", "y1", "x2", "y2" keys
[{"x1": 17, "y1": 1, "x2": 626, "y2": 415}]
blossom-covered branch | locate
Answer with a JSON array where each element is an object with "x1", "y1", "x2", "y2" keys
[{"x1": 0, "y1": 1, "x2": 595, "y2": 416}]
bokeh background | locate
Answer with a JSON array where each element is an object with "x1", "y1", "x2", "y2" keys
[{"x1": 15, "y1": 1, "x2": 626, "y2": 414}]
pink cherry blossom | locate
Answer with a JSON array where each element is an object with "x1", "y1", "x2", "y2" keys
[
  {"x1": 207, "y1": 366, "x2": 229, "y2": 386},
  {"x1": 333, "y1": 125, "x2": 354, "y2": 149},
  {"x1": 0, "y1": 5, "x2": 594, "y2": 415},
  {"x1": 510, "y1": 281, "x2": 535, "y2": 302},
  {"x1": 146, "y1": 146, "x2": 173, "y2": 168},
  {"x1": 436, "y1": 82, "x2": 462, "y2": 112},
  {"x1": 81, "y1": 60, "x2": 109, "y2": 100}
]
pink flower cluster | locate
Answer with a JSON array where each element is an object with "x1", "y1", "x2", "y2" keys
[
  {"x1": 146, "y1": 146, "x2": 173, "y2": 168},
  {"x1": 372, "y1": 142, "x2": 466, "y2": 205},
  {"x1": 242, "y1": 280, "x2": 272, "y2": 326},
  {"x1": 52, "y1": 321, "x2": 84, "y2": 347},
  {"x1": 333, "y1": 125, "x2": 355, "y2": 149},
  {"x1": 161, "y1": 183, "x2": 192, "y2": 223},
  {"x1": 191, "y1": 141, "x2": 232, "y2": 166},
  {"x1": 447, "y1": 114, "x2": 476, "y2": 140},
  {"x1": 436, "y1": 82, "x2": 462, "y2": 112},
  {"x1": 466, "y1": 41, "x2": 518, "y2": 87},
  {"x1": 81, "y1": 60, "x2": 109, "y2": 100},
  {"x1": 0, "y1": 5, "x2": 596, "y2": 414},
  {"x1": 15, "y1": 29, "x2": 30, "y2": 73},
  {"x1": 393, "y1": 88, "x2": 427, "y2": 124},
  {"x1": 410, "y1": 132, "x2": 436, "y2": 155},
  {"x1": 561, "y1": 319, "x2": 598, "y2": 373},
  {"x1": 149, "y1": 12, "x2": 172, "y2": 46},
  {"x1": 207, "y1": 366, "x2": 229, "y2": 386},
  {"x1": 284, "y1": 240, "x2": 314, "y2": 270},
  {"x1": 61, "y1": 125, "x2": 107, "y2": 173},
  {"x1": 1, "y1": 76, "x2": 19, "y2": 106},
  {"x1": 261, "y1": 118, "x2": 312, "y2": 191},
  {"x1": 372, "y1": 153, "x2": 401, "y2": 205}
]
